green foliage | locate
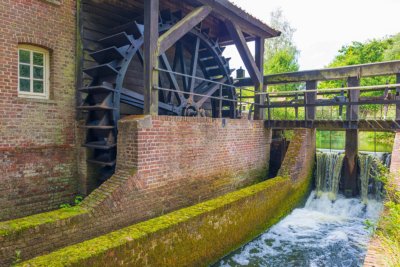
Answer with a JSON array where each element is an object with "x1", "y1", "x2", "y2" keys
[
  {"x1": 265, "y1": 48, "x2": 299, "y2": 74},
  {"x1": 12, "y1": 250, "x2": 22, "y2": 266},
  {"x1": 318, "y1": 34, "x2": 399, "y2": 117},
  {"x1": 373, "y1": 170, "x2": 400, "y2": 266},
  {"x1": 384, "y1": 33, "x2": 400, "y2": 61},
  {"x1": 329, "y1": 40, "x2": 391, "y2": 67},
  {"x1": 59, "y1": 195, "x2": 83, "y2": 209},
  {"x1": 364, "y1": 219, "x2": 376, "y2": 233},
  {"x1": 74, "y1": 196, "x2": 83, "y2": 205},
  {"x1": 320, "y1": 37, "x2": 394, "y2": 91},
  {"x1": 264, "y1": 8, "x2": 300, "y2": 92}
]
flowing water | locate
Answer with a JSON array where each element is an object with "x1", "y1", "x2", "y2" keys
[
  {"x1": 214, "y1": 151, "x2": 389, "y2": 267},
  {"x1": 215, "y1": 192, "x2": 383, "y2": 267},
  {"x1": 315, "y1": 152, "x2": 345, "y2": 200}
]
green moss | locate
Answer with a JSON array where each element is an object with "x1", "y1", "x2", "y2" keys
[
  {"x1": 18, "y1": 175, "x2": 313, "y2": 267},
  {"x1": 0, "y1": 206, "x2": 87, "y2": 237},
  {"x1": 18, "y1": 130, "x2": 315, "y2": 267}
]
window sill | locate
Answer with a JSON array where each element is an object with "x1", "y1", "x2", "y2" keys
[{"x1": 16, "y1": 97, "x2": 57, "y2": 105}]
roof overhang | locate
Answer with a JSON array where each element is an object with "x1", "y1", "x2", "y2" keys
[{"x1": 184, "y1": 0, "x2": 281, "y2": 45}]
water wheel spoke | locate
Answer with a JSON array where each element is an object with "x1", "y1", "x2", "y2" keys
[
  {"x1": 177, "y1": 41, "x2": 189, "y2": 92},
  {"x1": 195, "y1": 77, "x2": 227, "y2": 108},
  {"x1": 160, "y1": 53, "x2": 185, "y2": 104},
  {"x1": 188, "y1": 37, "x2": 200, "y2": 102}
]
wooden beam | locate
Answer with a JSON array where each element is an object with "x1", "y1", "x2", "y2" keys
[
  {"x1": 343, "y1": 76, "x2": 359, "y2": 197},
  {"x1": 254, "y1": 37, "x2": 265, "y2": 120},
  {"x1": 158, "y1": 6, "x2": 212, "y2": 55},
  {"x1": 143, "y1": 0, "x2": 159, "y2": 115},
  {"x1": 267, "y1": 99, "x2": 400, "y2": 108},
  {"x1": 347, "y1": 77, "x2": 360, "y2": 122},
  {"x1": 264, "y1": 120, "x2": 399, "y2": 132},
  {"x1": 225, "y1": 20, "x2": 261, "y2": 85},
  {"x1": 237, "y1": 60, "x2": 400, "y2": 86},
  {"x1": 305, "y1": 81, "x2": 317, "y2": 120},
  {"x1": 195, "y1": 0, "x2": 280, "y2": 38}
]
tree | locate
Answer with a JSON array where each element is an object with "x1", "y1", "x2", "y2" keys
[
  {"x1": 320, "y1": 36, "x2": 398, "y2": 90},
  {"x1": 384, "y1": 33, "x2": 400, "y2": 61},
  {"x1": 320, "y1": 34, "x2": 400, "y2": 116},
  {"x1": 329, "y1": 40, "x2": 390, "y2": 67},
  {"x1": 264, "y1": 8, "x2": 300, "y2": 92}
]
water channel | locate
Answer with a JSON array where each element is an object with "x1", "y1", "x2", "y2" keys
[{"x1": 214, "y1": 150, "x2": 388, "y2": 267}]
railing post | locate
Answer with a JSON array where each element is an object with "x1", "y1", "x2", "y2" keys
[
  {"x1": 344, "y1": 76, "x2": 360, "y2": 197},
  {"x1": 266, "y1": 88, "x2": 271, "y2": 127},
  {"x1": 305, "y1": 80, "x2": 317, "y2": 127},
  {"x1": 346, "y1": 77, "x2": 360, "y2": 124},
  {"x1": 254, "y1": 37, "x2": 265, "y2": 120},
  {"x1": 396, "y1": 73, "x2": 400, "y2": 120}
]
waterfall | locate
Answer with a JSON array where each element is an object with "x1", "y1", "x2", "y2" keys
[
  {"x1": 316, "y1": 151, "x2": 389, "y2": 202},
  {"x1": 358, "y1": 153, "x2": 386, "y2": 203},
  {"x1": 383, "y1": 153, "x2": 391, "y2": 168},
  {"x1": 316, "y1": 152, "x2": 345, "y2": 200}
]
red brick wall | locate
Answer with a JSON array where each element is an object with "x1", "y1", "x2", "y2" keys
[
  {"x1": 84, "y1": 116, "x2": 271, "y2": 212},
  {"x1": 0, "y1": 116, "x2": 271, "y2": 265},
  {"x1": 389, "y1": 131, "x2": 400, "y2": 189},
  {"x1": 0, "y1": 0, "x2": 78, "y2": 221}
]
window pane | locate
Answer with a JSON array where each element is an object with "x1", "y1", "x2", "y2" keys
[
  {"x1": 33, "y1": 52, "x2": 44, "y2": 66},
  {"x1": 33, "y1": 80, "x2": 44, "y2": 93},
  {"x1": 33, "y1": 66, "x2": 43, "y2": 79},
  {"x1": 19, "y1": 50, "x2": 30, "y2": 64},
  {"x1": 19, "y1": 79, "x2": 30, "y2": 92},
  {"x1": 19, "y1": 64, "x2": 30, "y2": 78}
]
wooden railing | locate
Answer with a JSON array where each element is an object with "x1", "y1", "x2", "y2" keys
[{"x1": 237, "y1": 60, "x2": 400, "y2": 131}]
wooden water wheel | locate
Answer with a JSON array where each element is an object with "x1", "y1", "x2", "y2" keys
[{"x1": 79, "y1": 10, "x2": 237, "y2": 181}]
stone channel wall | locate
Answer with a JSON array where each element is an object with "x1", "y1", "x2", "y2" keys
[
  {"x1": 18, "y1": 128, "x2": 316, "y2": 267},
  {"x1": 0, "y1": 116, "x2": 271, "y2": 266},
  {"x1": 0, "y1": 0, "x2": 78, "y2": 221}
]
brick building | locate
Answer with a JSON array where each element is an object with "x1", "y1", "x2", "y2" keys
[
  {"x1": 0, "y1": 0, "x2": 279, "y2": 223},
  {"x1": 0, "y1": 0, "x2": 78, "y2": 221}
]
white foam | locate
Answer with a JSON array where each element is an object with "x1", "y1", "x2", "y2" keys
[{"x1": 215, "y1": 191, "x2": 383, "y2": 267}]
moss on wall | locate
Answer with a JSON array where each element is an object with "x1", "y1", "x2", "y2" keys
[
  {"x1": 0, "y1": 207, "x2": 87, "y2": 237},
  {"x1": 18, "y1": 129, "x2": 315, "y2": 267},
  {"x1": 19, "y1": 171, "x2": 313, "y2": 267}
]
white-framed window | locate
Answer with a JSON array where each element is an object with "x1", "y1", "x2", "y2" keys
[{"x1": 18, "y1": 45, "x2": 50, "y2": 99}]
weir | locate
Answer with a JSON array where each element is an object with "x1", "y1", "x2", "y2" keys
[
  {"x1": 246, "y1": 61, "x2": 400, "y2": 198},
  {"x1": 315, "y1": 151, "x2": 344, "y2": 200},
  {"x1": 316, "y1": 150, "x2": 387, "y2": 202}
]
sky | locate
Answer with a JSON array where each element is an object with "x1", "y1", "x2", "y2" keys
[{"x1": 223, "y1": 0, "x2": 400, "y2": 73}]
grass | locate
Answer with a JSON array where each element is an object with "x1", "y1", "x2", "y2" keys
[{"x1": 375, "y1": 172, "x2": 400, "y2": 266}]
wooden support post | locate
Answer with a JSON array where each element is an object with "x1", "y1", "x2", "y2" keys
[
  {"x1": 344, "y1": 129, "x2": 358, "y2": 197},
  {"x1": 225, "y1": 20, "x2": 262, "y2": 85},
  {"x1": 143, "y1": 0, "x2": 159, "y2": 115},
  {"x1": 305, "y1": 81, "x2": 317, "y2": 126},
  {"x1": 343, "y1": 76, "x2": 360, "y2": 197},
  {"x1": 254, "y1": 37, "x2": 265, "y2": 120},
  {"x1": 396, "y1": 73, "x2": 400, "y2": 120}
]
